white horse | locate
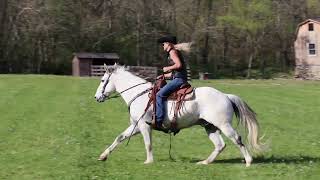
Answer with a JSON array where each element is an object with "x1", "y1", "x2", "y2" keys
[{"x1": 94, "y1": 64, "x2": 264, "y2": 166}]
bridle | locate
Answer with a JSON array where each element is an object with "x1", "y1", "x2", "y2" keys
[
  {"x1": 100, "y1": 72, "x2": 113, "y2": 100},
  {"x1": 100, "y1": 72, "x2": 151, "y2": 103}
]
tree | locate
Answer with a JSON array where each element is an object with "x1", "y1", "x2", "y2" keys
[
  {"x1": 218, "y1": 0, "x2": 273, "y2": 78},
  {"x1": 0, "y1": 0, "x2": 316, "y2": 78}
]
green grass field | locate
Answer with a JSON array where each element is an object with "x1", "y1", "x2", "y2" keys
[{"x1": 0, "y1": 75, "x2": 319, "y2": 180}]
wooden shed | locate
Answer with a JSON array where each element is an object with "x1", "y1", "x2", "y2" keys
[
  {"x1": 294, "y1": 18, "x2": 320, "y2": 80},
  {"x1": 72, "y1": 52, "x2": 120, "y2": 77}
]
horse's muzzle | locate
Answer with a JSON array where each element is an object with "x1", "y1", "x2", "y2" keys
[{"x1": 95, "y1": 94, "x2": 107, "y2": 103}]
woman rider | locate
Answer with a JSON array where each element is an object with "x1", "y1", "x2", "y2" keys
[{"x1": 153, "y1": 35, "x2": 188, "y2": 129}]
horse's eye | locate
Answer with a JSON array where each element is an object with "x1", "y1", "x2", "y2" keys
[{"x1": 101, "y1": 80, "x2": 105, "y2": 82}]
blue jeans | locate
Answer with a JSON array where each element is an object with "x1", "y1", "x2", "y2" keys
[{"x1": 156, "y1": 78, "x2": 186, "y2": 125}]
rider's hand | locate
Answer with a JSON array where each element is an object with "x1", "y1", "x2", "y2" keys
[
  {"x1": 163, "y1": 67, "x2": 171, "y2": 73},
  {"x1": 157, "y1": 75, "x2": 163, "y2": 79}
]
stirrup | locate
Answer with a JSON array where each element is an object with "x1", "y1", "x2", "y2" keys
[
  {"x1": 154, "y1": 126, "x2": 170, "y2": 134},
  {"x1": 145, "y1": 121, "x2": 152, "y2": 126},
  {"x1": 146, "y1": 121, "x2": 170, "y2": 133},
  {"x1": 170, "y1": 127, "x2": 180, "y2": 136}
]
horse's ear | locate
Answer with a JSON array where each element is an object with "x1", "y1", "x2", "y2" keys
[
  {"x1": 104, "y1": 63, "x2": 109, "y2": 73},
  {"x1": 113, "y1": 62, "x2": 118, "y2": 69},
  {"x1": 125, "y1": 65, "x2": 129, "y2": 71}
]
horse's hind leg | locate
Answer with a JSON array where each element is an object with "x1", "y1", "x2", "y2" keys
[
  {"x1": 197, "y1": 124, "x2": 226, "y2": 165},
  {"x1": 220, "y1": 124, "x2": 252, "y2": 167},
  {"x1": 98, "y1": 124, "x2": 140, "y2": 161}
]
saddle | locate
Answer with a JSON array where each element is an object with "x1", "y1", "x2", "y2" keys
[
  {"x1": 144, "y1": 76, "x2": 194, "y2": 135},
  {"x1": 167, "y1": 83, "x2": 194, "y2": 101}
]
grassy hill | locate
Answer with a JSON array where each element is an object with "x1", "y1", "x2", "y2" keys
[{"x1": 0, "y1": 75, "x2": 319, "y2": 180}]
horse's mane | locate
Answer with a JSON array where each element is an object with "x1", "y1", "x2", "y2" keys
[{"x1": 114, "y1": 66, "x2": 148, "y2": 83}]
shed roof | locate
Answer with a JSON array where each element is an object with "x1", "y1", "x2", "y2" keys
[
  {"x1": 74, "y1": 53, "x2": 120, "y2": 59},
  {"x1": 298, "y1": 18, "x2": 320, "y2": 27},
  {"x1": 295, "y1": 18, "x2": 320, "y2": 40},
  {"x1": 311, "y1": 17, "x2": 320, "y2": 22}
]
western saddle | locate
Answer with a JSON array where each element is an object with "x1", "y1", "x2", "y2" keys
[{"x1": 144, "y1": 76, "x2": 194, "y2": 135}]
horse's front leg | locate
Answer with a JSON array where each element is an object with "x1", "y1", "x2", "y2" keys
[
  {"x1": 98, "y1": 124, "x2": 140, "y2": 161},
  {"x1": 138, "y1": 120, "x2": 153, "y2": 164}
]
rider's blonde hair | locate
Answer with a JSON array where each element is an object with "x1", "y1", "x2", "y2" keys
[{"x1": 174, "y1": 42, "x2": 193, "y2": 53}]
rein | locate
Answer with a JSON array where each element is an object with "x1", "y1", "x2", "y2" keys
[{"x1": 106, "y1": 82, "x2": 150, "y2": 100}]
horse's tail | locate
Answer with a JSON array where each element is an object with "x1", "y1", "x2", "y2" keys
[{"x1": 226, "y1": 94, "x2": 266, "y2": 153}]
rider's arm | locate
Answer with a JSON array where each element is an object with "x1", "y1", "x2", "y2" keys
[{"x1": 157, "y1": 72, "x2": 172, "y2": 79}]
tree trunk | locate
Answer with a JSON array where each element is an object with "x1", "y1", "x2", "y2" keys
[
  {"x1": 259, "y1": 56, "x2": 265, "y2": 77},
  {"x1": 0, "y1": 0, "x2": 8, "y2": 64},
  {"x1": 201, "y1": 0, "x2": 213, "y2": 71},
  {"x1": 282, "y1": 49, "x2": 290, "y2": 71},
  {"x1": 0, "y1": 0, "x2": 8, "y2": 36},
  {"x1": 223, "y1": 27, "x2": 229, "y2": 62},
  {"x1": 136, "y1": 12, "x2": 141, "y2": 66},
  {"x1": 247, "y1": 41, "x2": 257, "y2": 79},
  {"x1": 247, "y1": 53, "x2": 253, "y2": 78},
  {"x1": 108, "y1": 0, "x2": 113, "y2": 31},
  {"x1": 168, "y1": 0, "x2": 177, "y2": 34},
  {"x1": 37, "y1": 39, "x2": 43, "y2": 74}
]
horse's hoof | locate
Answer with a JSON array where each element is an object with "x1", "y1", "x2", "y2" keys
[
  {"x1": 98, "y1": 155, "x2": 108, "y2": 161},
  {"x1": 245, "y1": 157, "x2": 252, "y2": 167},
  {"x1": 196, "y1": 160, "x2": 209, "y2": 165},
  {"x1": 144, "y1": 160, "x2": 153, "y2": 164}
]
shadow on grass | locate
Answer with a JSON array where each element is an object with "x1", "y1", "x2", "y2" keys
[{"x1": 169, "y1": 155, "x2": 320, "y2": 164}]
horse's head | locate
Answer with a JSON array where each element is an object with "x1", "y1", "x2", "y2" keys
[{"x1": 94, "y1": 64, "x2": 117, "y2": 103}]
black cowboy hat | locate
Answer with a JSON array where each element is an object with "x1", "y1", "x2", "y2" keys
[{"x1": 157, "y1": 35, "x2": 177, "y2": 44}]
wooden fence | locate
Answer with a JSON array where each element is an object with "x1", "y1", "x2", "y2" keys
[
  {"x1": 91, "y1": 65, "x2": 105, "y2": 76},
  {"x1": 90, "y1": 65, "x2": 158, "y2": 81}
]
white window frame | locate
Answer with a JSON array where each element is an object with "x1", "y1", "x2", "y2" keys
[{"x1": 308, "y1": 43, "x2": 317, "y2": 56}]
